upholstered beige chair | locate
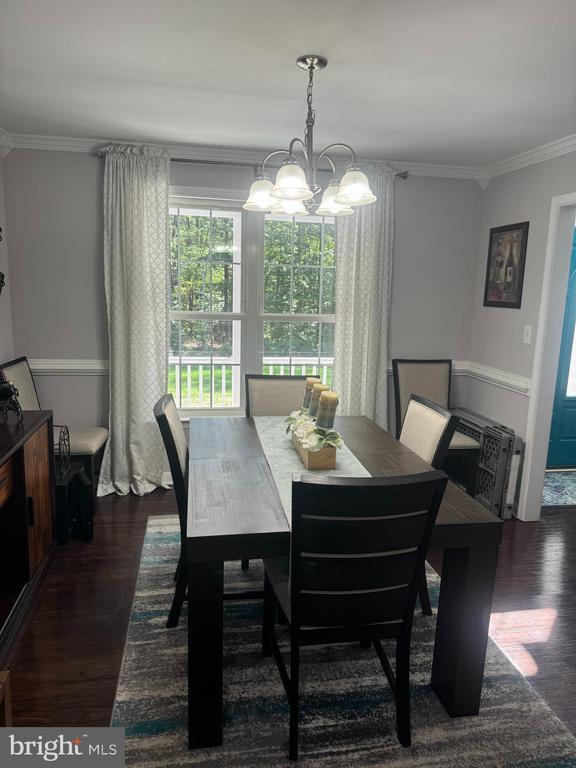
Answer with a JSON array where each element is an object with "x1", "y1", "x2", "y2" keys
[
  {"x1": 399, "y1": 395, "x2": 458, "y2": 616},
  {"x1": 399, "y1": 395, "x2": 458, "y2": 468},
  {"x1": 392, "y1": 359, "x2": 480, "y2": 494},
  {"x1": 245, "y1": 374, "x2": 307, "y2": 417},
  {"x1": 0, "y1": 356, "x2": 108, "y2": 487}
]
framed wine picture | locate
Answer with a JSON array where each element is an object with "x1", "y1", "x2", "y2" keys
[{"x1": 483, "y1": 221, "x2": 529, "y2": 309}]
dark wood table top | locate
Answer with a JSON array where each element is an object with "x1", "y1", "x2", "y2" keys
[
  {"x1": 0, "y1": 410, "x2": 53, "y2": 465},
  {"x1": 186, "y1": 415, "x2": 502, "y2": 561}
]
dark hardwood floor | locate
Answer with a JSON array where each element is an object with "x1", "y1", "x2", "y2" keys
[{"x1": 6, "y1": 491, "x2": 576, "y2": 735}]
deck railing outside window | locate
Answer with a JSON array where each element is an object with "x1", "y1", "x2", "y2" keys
[{"x1": 169, "y1": 356, "x2": 334, "y2": 408}]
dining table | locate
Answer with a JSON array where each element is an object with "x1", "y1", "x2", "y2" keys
[{"x1": 184, "y1": 415, "x2": 503, "y2": 749}]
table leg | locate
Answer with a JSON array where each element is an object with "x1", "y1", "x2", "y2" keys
[
  {"x1": 187, "y1": 560, "x2": 224, "y2": 748},
  {"x1": 431, "y1": 544, "x2": 499, "y2": 716}
]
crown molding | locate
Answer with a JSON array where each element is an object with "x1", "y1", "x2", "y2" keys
[
  {"x1": 394, "y1": 161, "x2": 483, "y2": 182},
  {"x1": 8, "y1": 132, "x2": 486, "y2": 182},
  {"x1": 486, "y1": 133, "x2": 576, "y2": 179},
  {"x1": 0, "y1": 127, "x2": 13, "y2": 159},
  {"x1": 10, "y1": 134, "x2": 104, "y2": 153},
  {"x1": 10, "y1": 130, "x2": 576, "y2": 183}
]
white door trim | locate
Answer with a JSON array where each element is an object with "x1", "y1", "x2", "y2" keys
[{"x1": 519, "y1": 192, "x2": 576, "y2": 521}]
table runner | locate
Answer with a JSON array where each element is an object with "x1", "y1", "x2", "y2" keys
[{"x1": 254, "y1": 416, "x2": 370, "y2": 521}]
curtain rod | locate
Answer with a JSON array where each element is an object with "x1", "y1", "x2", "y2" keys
[{"x1": 169, "y1": 156, "x2": 408, "y2": 179}]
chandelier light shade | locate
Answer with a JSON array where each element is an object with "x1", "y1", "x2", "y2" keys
[
  {"x1": 243, "y1": 176, "x2": 276, "y2": 211},
  {"x1": 271, "y1": 198, "x2": 309, "y2": 217},
  {"x1": 335, "y1": 167, "x2": 377, "y2": 206},
  {"x1": 316, "y1": 181, "x2": 354, "y2": 216},
  {"x1": 271, "y1": 161, "x2": 313, "y2": 201},
  {"x1": 244, "y1": 55, "x2": 381, "y2": 218}
]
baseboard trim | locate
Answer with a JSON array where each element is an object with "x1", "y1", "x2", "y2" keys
[{"x1": 30, "y1": 358, "x2": 532, "y2": 395}]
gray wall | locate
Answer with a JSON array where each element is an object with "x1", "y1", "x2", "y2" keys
[
  {"x1": 4, "y1": 149, "x2": 107, "y2": 359},
  {"x1": 465, "y1": 153, "x2": 576, "y2": 435},
  {"x1": 391, "y1": 177, "x2": 482, "y2": 361},
  {"x1": 0, "y1": 161, "x2": 14, "y2": 361},
  {"x1": 3, "y1": 149, "x2": 107, "y2": 425},
  {"x1": 2, "y1": 150, "x2": 482, "y2": 426}
]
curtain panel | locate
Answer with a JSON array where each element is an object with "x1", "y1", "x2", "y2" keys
[
  {"x1": 333, "y1": 165, "x2": 395, "y2": 429},
  {"x1": 98, "y1": 144, "x2": 170, "y2": 496}
]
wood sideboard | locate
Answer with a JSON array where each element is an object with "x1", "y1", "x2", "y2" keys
[{"x1": 0, "y1": 411, "x2": 55, "y2": 666}]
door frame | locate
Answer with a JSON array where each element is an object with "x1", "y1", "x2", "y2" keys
[
  {"x1": 546, "y1": 229, "x2": 576, "y2": 469},
  {"x1": 520, "y1": 192, "x2": 576, "y2": 521}
]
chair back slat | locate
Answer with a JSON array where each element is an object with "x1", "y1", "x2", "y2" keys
[
  {"x1": 291, "y1": 472, "x2": 447, "y2": 630},
  {"x1": 245, "y1": 374, "x2": 306, "y2": 417},
  {"x1": 299, "y1": 550, "x2": 419, "y2": 592},
  {"x1": 299, "y1": 588, "x2": 411, "y2": 628},
  {"x1": 300, "y1": 514, "x2": 429, "y2": 556}
]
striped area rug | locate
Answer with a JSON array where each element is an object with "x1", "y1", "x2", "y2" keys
[{"x1": 112, "y1": 515, "x2": 576, "y2": 767}]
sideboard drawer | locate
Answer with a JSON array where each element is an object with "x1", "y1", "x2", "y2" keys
[{"x1": 0, "y1": 458, "x2": 13, "y2": 509}]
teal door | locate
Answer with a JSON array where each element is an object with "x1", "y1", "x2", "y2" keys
[{"x1": 547, "y1": 228, "x2": 576, "y2": 468}]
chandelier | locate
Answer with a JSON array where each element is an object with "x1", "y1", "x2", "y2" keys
[{"x1": 243, "y1": 55, "x2": 376, "y2": 218}]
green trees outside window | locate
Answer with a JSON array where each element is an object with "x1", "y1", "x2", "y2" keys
[{"x1": 168, "y1": 205, "x2": 335, "y2": 409}]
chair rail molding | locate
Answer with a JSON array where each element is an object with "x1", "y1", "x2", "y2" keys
[
  {"x1": 30, "y1": 358, "x2": 531, "y2": 394},
  {"x1": 460, "y1": 361, "x2": 531, "y2": 395},
  {"x1": 0, "y1": 128, "x2": 13, "y2": 159},
  {"x1": 29, "y1": 359, "x2": 109, "y2": 376},
  {"x1": 386, "y1": 360, "x2": 530, "y2": 395}
]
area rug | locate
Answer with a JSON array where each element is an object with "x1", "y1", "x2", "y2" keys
[
  {"x1": 112, "y1": 515, "x2": 576, "y2": 767},
  {"x1": 542, "y1": 470, "x2": 576, "y2": 507}
]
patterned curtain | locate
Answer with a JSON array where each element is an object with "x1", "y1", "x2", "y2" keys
[
  {"x1": 332, "y1": 165, "x2": 395, "y2": 429},
  {"x1": 97, "y1": 145, "x2": 170, "y2": 496}
]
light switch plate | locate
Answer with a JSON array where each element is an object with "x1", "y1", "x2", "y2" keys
[{"x1": 523, "y1": 324, "x2": 532, "y2": 344}]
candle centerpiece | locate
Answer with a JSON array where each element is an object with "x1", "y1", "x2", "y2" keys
[
  {"x1": 286, "y1": 381, "x2": 342, "y2": 470},
  {"x1": 308, "y1": 382, "x2": 330, "y2": 418},
  {"x1": 302, "y1": 376, "x2": 321, "y2": 411}
]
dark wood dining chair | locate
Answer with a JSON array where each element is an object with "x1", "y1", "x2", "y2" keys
[
  {"x1": 262, "y1": 471, "x2": 448, "y2": 760},
  {"x1": 154, "y1": 394, "x2": 190, "y2": 628},
  {"x1": 392, "y1": 358, "x2": 480, "y2": 495},
  {"x1": 398, "y1": 395, "x2": 458, "y2": 616},
  {"x1": 155, "y1": 394, "x2": 263, "y2": 627}
]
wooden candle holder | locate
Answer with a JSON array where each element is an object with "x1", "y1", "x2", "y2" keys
[{"x1": 292, "y1": 434, "x2": 336, "y2": 470}]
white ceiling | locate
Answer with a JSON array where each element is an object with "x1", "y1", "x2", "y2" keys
[{"x1": 1, "y1": 0, "x2": 575, "y2": 167}]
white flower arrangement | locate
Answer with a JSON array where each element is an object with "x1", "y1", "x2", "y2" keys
[{"x1": 285, "y1": 410, "x2": 343, "y2": 453}]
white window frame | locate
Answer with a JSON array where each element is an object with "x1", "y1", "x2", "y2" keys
[
  {"x1": 168, "y1": 189, "x2": 335, "y2": 416},
  {"x1": 169, "y1": 191, "x2": 247, "y2": 417},
  {"x1": 260, "y1": 213, "x2": 336, "y2": 384}
]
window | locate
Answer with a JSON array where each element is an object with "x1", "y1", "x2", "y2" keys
[
  {"x1": 262, "y1": 214, "x2": 335, "y2": 385},
  {"x1": 168, "y1": 205, "x2": 242, "y2": 408},
  {"x1": 168, "y1": 200, "x2": 335, "y2": 411}
]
